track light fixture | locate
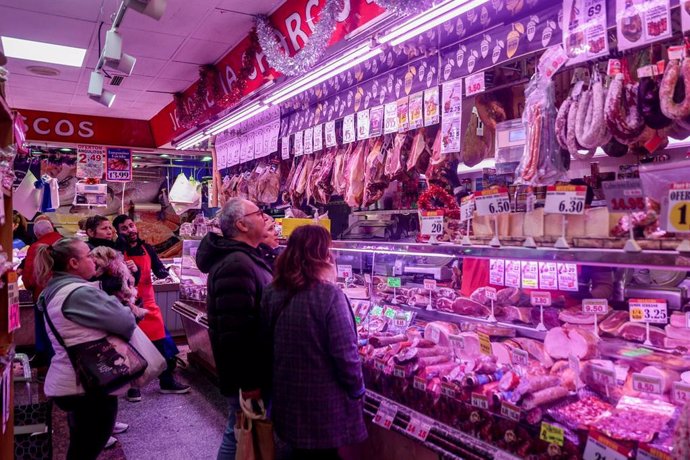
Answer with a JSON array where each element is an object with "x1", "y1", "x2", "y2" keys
[{"x1": 124, "y1": 0, "x2": 167, "y2": 20}]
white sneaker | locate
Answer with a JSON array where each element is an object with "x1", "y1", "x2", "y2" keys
[
  {"x1": 113, "y1": 422, "x2": 129, "y2": 434},
  {"x1": 105, "y1": 436, "x2": 117, "y2": 449}
]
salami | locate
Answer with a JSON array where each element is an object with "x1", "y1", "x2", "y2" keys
[
  {"x1": 660, "y1": 59, "x2": 690, "y2": 120},
  {"x1": 555, "y1": 98, "x2": 572, "y2": 150},
  {"x1": 605, "y1": 74, "x2": 645, "y2": 143},
  {"x1": 521, "y1": 386, "x2": 569, "y2": 411},
  {"x1": 638, "y1": 76, "x2": 672, "y2": 129},
  {"x1": 575, "y1": 80, "x2": 610, "y2": 149},
  {"x1": 566, "y1": 97, "x2": 595, "y2": 160}
]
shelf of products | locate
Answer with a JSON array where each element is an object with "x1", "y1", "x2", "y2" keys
[{"x1": 332, "y1": 240, "x2": 689, "y2": 459}]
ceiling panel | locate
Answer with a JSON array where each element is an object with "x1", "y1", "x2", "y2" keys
[
  {"x1": 130, "y1": 57, "x2": 168, "y2": 77},
  {"x1": 136, "y1": 91, "x2": 175, "y2": 104},
  {"x1": 0, "y1": 6, "x2": 95, "y2": 48},
  {"x1": 152, "y1": 78, "x2": 194, "y2": 93},
  {"x1": 7, "y1": 75, "x2": 77, "y2": 95},
  {"x1": 4, "y1": 57, "x2": 86, "y2": 82},
  {"x1": 215, "y1": 0, "x2": 285, "y2": 15},
  {"x1": 0, "y1": 0, "x2": 105, "y2": 22},
  {"x1": 120, "y1": 0, "x2": 215, "y2": 37},
  {"x1": 173, "y1": 38, "x2": 230, "y2": 65},
  {"x1": 191, "y1": 10, "x2": 253, "y2": 42},
  {"x1": 157, "y1": 61, "x2": 200, "y2": 82},
  {"x1": 116, "y1": 74, "x2": 155, "y2": 91},
  {"x1": 112, "y1": 28, "x2": 186, "y2": 60}
]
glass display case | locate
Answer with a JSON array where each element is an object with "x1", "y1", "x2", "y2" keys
[{"x1": 332, "y1": 240, "x2": 690, "y2": 459}]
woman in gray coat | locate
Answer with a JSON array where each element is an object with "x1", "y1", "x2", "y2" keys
[{"x1": 261, "y1": 225, "x2": 367, "y2": 460}]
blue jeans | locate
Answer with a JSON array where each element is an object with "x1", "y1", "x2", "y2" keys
[{"x1": 217, "y1": 395, "x2": 241, "y2": 460}]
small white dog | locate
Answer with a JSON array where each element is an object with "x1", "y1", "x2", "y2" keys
[{"x1": 91, "y1": 246, "x2": 147, "y2": 320}]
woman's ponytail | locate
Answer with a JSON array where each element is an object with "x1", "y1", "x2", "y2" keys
[{"x1": 33, "y1": 237, "x2": 81, "y2": 286}]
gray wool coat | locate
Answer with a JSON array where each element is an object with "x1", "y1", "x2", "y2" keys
[{"x1": 260, "y1": 281, "x2": 367, "y2": 450}]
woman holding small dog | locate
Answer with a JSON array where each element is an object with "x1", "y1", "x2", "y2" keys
[{"x1": 34, "y1": 238, "x2": 137, "y2": 460}]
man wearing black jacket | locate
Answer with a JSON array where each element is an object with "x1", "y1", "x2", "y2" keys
[{"x1": 195, "y1": 198, "x2": 272, "y2": 460}]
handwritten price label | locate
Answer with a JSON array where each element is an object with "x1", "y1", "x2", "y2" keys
[
  {"x1": 673, "y1": 382, "x2": 690, "y2": 405},
  {"x1": 591, "y1": 365, "x2": 616, "y2": 387},
  {"x1": 629, "y1": 299, "x2": 667, "y2": 324},
  {"x1": 441, "y1": 383, "x2": 456, "y2": 398},
  {"x1": 512, "y1": 348, "x2": 529, "y2": 367},
  {"x1": 539, "y1": 422, "x2": 564, "y2": 447},
  {"x1": 582, "y1": 299, "x2": 608, "y2": 315},
  {"x1": 423, "y1": 279, "x2": 437, "y2": 290},
  {"x1": 413, "y1": 377, "x2": 427, "y2": 391},
  {"x1": 405, "y1": 416, "x2": 432, "y2": 442},
  {"x1": 602, "y1": 179, "x2": 645, "y2": 213},
  {"x1": 464, "y1": 71, "x2": 485, "y2": 96},
  {"x1": 632, "y1": 373, "x2": 663, "y2": 395},
  {"x1": 373, "y1": 402, "x2": 397, "y2": 430},
  {"x1": 325, "y1": 121, "x2": 337, "y2": 148},
  {"x1": 485, "y1": 286, "x2": 497, "y2": 301},
  {"x1": 478, "y1": 332, "x2": 492, "y2": 356},
  {"x1": 337, "y1": 264, "x2": 352, "y2": 279},
  {"x1": 530, "y1": 291, "x2": 552, "y2": 307},
  {"x1": 475, "y1": 188, "x2": 510, "y2": 216},
  {"x1": 500, "y1": 401, "x2": 521, "y2": 422},
  {"x1": 383, "y1": 102, "x2": 398, "y2": 134},
  {"x1": 460, "y1": 195, "x2": 475, "y2": 223},
  {"x1": 471, "y1": 393, "x2": 489, "y2": 410},
  {"x1": 392, "y1": 366, "x2": 406, "y2": 379},
  {"x1": 537, "y1": 45, "x2": 568, "y2": 79},
  {"x1": 544, "y1": 185, "x2": 587, "y2": 215}
]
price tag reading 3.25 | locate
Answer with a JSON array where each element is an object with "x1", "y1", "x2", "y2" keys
[
  {"x1": 544, "y1": 185, "x2": 587, "y2": 215},
  {"x1": 629, "y1": 299, "x2": 667, "y2": 324}
]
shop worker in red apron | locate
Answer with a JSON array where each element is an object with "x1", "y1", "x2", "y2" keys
[{"x1": 113, "y1": 214, "x2": 190, "y2": 401}]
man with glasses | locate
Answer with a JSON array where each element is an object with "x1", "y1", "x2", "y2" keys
[{"x1": 196, "y1": 198, "x2": 272, "y2": 460}]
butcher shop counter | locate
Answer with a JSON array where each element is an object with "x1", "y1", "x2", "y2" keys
[{"x1": 172, "y1": 299, "x2": 217, "y2": 379}]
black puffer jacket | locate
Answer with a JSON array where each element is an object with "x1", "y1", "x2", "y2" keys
[{"x1": 196, "y1": 233, "x2": 273, "y2": 396}]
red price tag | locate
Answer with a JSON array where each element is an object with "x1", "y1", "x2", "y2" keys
[{"x1": 464, "y1": 71, "x2": 485, "y2": 96}]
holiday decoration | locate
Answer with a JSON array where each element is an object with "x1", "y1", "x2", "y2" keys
[
  {"x1": 418, "y1": 184, "x2": 459, "y2": 219},
  {"x1": 255, "y1": 0, "x2": 340, "y2": 77},
  {"x1": 373, "y1": 0, "x2": 433, "y2": 16},
  {"x1": 218, "y1": 30, "x2": 262, "y2": 108}
]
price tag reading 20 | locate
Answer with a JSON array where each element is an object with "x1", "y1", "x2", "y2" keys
[
  {"x1": 474, "y1": 187, "x2": 510, "y2": 216},
  {"x1": 629, "y1": 299, "x2": 668, "y2": 324},
  {"x1": 544, "y1": 185, "x2": 587, "y2": 215},
  {"x1": 419, "y1": 210, "x2": 444, "y2": 236}
]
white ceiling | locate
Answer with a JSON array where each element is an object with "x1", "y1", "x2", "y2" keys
[{"x1": 0, "y1": 0, "x2": 283, "y2": 120}]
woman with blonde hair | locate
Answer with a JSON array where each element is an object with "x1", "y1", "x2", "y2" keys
[{"x1": 34, "y1": 238, "x2": 137, "y2": 459}]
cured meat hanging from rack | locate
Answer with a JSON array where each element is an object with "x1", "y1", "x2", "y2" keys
[
  {"x1": 425, "y1": 126, "x2": 451, "y2": 188},
  {"x1": 605, "y1": 74, "x2": 645, "y2": 143},
  {"x1": 555, "y1": 97, "x2": 573, "y2": 150},
  {"x1": 363, "y1": 136, "x2": 389, "y2": 207},
  {"x1": 660, "y1": 59, "x2": 690, "y2": 120},
  {"x1": 256, "y1": 163, "x2": 281, "y2": 204},
  {"x1": 331, "y1": 143, "x2": 352, "y2": 196},
  {"x1": 305, "y1": 153, "x2": 324, "y2": 203},
  {"x1": 574, "y1": 79, "x2": 611, "y2": 149},
  {"x1": 237, "y1": 171, "x2": 250, "y2": 200},
  {"x1": 344, "y1": 141, "x2": 368, "y2": 207},
  {"x1": 246, "y1": 163, "x2": 264, "y2": 202},
  {"x1": 384, "y1": 132, "x2": 411, "y2": 179},
  {"x1": 294, "y1": 154, "x2": 314, "y2": 205},
  {"x1": 312, "y1": 147, "x2": 337, "y2": 204},
  {"x1": 638, "y1": 74, "x2": 672, "y2": 129},
  {"x1": 287, "y1": 157, "x2": 306, "y2": 206},
  {"x1": 461, "y1": 107, "x2": 491, "y2": 167},
  {"x1": 406, "y1": 128, "x2": 430, "y2": 172}
]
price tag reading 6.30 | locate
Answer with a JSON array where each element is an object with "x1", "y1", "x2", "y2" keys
[{"x1": 544, "y1": 185, "x2": 587, "y2": 215}]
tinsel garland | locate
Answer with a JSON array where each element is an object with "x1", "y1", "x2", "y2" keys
[
  {"x1": 418, "y1": 185, "x2": 459, "y2": 219},
  {"x1": 174, "y1": 92, "x2": 193, "y2": 129},
  {"x1": 255, "y1": 0, "x2": 340, "y2": 77},
  {"x1": 373, "y1": 0, "x2": 433, "y2": 15},
  {"x1": 218, "y1": 30, "x2": 261, "y2": 108}
]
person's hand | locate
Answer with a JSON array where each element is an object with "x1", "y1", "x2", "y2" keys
[{"x1": 126, "y1": 260, "x2": 138, "y2": 273}]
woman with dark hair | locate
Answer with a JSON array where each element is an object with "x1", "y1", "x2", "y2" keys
[
  {"x1": 261, "y1": 225, "x2": 366, "y2": 460},
  {"x1": 13, "y1": 210, "x2": 32, "y2": 249},
  {"x1": 33, "y1": 238, "x2": 136, "y2": 459},
  {"x1": 85, "y1": 215, "x2": 116, "y2": 249}
]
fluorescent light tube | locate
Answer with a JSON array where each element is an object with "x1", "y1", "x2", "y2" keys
[
  {"x1": 1, "y1": 36, "x2": 86, "y2": 67},
  {"x1": 178, "y1": 133, "x2": 209, "y2": 150},
  {"x1": 207, "y1": 102, "x2": 268, "y2": 135},
  {"x1": 379, "y1": 0, "x2": 489, "y2": 46},
  {"x1": 268, "y1": 48, "x2": 383, "y2": 105}
]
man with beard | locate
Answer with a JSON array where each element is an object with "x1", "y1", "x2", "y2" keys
[
  {"x1": 195, "y1": 198, "x2": 272, "y2": 459},
  {"x1": 113, "y1": 215, "x2": 190, "y2": 401}
]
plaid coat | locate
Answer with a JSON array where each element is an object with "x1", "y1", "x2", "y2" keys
[{"x1": 261, "y1": 281, "x2": 367, "y2": 450}]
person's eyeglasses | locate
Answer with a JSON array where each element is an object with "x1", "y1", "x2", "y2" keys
[{"x1": 243, "y1": 209, "x2": 266, "y2": 220}]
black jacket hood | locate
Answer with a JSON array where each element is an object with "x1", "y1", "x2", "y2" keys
[{"x1": 196, "y1": 233, "x2": 267, "y2": 274}]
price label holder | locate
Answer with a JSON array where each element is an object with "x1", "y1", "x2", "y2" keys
[
  {"x1": 591, "y1": 364, "x2": 616, "y2": 398},
  {"x1": 374, "y1": 359, "x2": 386, "y2": 372},
  {"x1": 413, "y1": 376, "x2": 427, "y2": 391},
  {"x1": 530, "y1": 291, "x2": 552, "y2": 332},
  {"x1": 337, "y1": 264, "x2": 352, "y2": 285},
  {"x1": 632, "y1": 373, "x2": 663, "y2": 395},
  {"x1": 449, "y1": 334, "x2": 464, "y2": 360},
  {"x1": 667, "y1": 182, "x2": 690, "y2": 253},
  {"x1": 676, "y1": 382, "x2": 690, "y2": 405},
  {"x1": 539, "y1": 422, "x2": 564, "y2": 447},
  {"x1": 583, "y1": 430, "x2": 630, "y2": 460},
  {"x1": 373, "y1": 401, "x2": 397, "y2": 430},
  {"x1": 637, "y1": 444, "x2": 673, "y2": 460},
  {"x1": 629, "y1": 299, "x2": 668, "y2": 346},
  {"x1": 544, "y1": 185, "x2": 587, "y2": 250},
  {"x1": 485, "y1": 286, "x2": 497, "y2": 322},
  {"x1": 500, "y1": 401, "x2": 521, "y2": 422},
  {"x1": 464, "y1": 71, "x2": 485, "y2": 96},
  {"x1": 440, "y1": 382, "x2": 456, "y2": 399},
  {"x1": 392, "y1": 365, "x2": 406, "y2": 379},
  {"x1": 460, "y1": 194, "x2": 475, "y2": 246},
  {"x1": 512, "y1": 348, "x2": 529, "y2": 368},
  {"x1": 405, "y1": 415, "x2": 432, "y2": 442},
  {"x1": 478, "y1": 331, "x2": 492, "y2": 356},
  {"x1": 603, "y1": 179, "x2": 645, "y2": 252},
  {"x1": 475, "y1": 187, "x2": 510, "y2": 247},
  {"x1": 582, "y1": 299, "x2": 608, "y2": 337},
  {"x1": 419, "y1": 210, "x2": 444, "y2": 244},
  {"x1": 387, "y1": 277, "x2": 401, "y2": 303},
  {"x1": 424, "y1": 278, "x2": 436, "y2": 308},
  {"x1": 471, "y1": 392, "x2": 489, "y2": 410}
]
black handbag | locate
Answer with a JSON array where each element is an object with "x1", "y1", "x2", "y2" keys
[{"x1": 43, "y1": 285, "x2": 147, "y2": 394}]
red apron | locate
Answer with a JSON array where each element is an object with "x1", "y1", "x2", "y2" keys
[{"x1": 126, "y1": 252, "x2": 166, "y2": 341}]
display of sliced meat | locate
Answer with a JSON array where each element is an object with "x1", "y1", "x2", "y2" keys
[
  {"x1": 363, "y1": 136, "x2": 388, "y2": 206},
  {"x1": 491, "y1": 342, "x2": 512, "y2": 365},
  {"x1": 598, "y1": 310, "x2": 629, "y2": 335},
  {"x1": 496, "y1": 287, "x2": 521, "y2": 305},
  {"x1": 385, "y1": 132, "x2": 410, "y2": 179},
  {"x1": 568, "y1": 328, "x2": 598, "y2": 360},
  {"x1": 617, "y1": 322, "x2": 666, "y2": 347},
  {"x1": 558, "y1": 307, "x2": 607, "y2": 325},
  {"x1": 660, "y1": 59, "x2": 690, "y2": 120},
  {"x1": 312, "y1": 147, "x2": 337, "y2": 204},
  {"x1": 495, "y1": 305, "x2": 532, "y2": 324},
  {"x1": 670, "y1": 311, "x2": 689, "y2": 328},
  {"x1": 512, "y1": 338, "x2": 554, "y2": 368},
  {"x1": 530, "y1": 307, "x2": 560, "y2": 329},
  {"x1": 477, "y1": 324, "x2": 515, "y2": 338},
  {"x1": 544, "y1": 327, "x2": 571, "y2": 360},
  {"x1": 451, "y1": 297, "x2": 490, "y2": 317},
  {"x1": 406, "y1": 128, "x2": 429, "y2": 172},
  {"x1": 457, "y1": 332, "x2": 481, "y2": 359},
  {"x1": 664, "y1": 324, "x2": 690, "y2": 340},
  {"x1": 344, "y1": 141, "x2": 368, "y2": 207},
  {"x1": 522, "y1": 386, "x2": 569, "y2": 411}
]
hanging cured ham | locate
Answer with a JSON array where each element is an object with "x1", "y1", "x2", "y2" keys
[{"x1": 344, "y1": 141, "x2": 368, "y2": 207}]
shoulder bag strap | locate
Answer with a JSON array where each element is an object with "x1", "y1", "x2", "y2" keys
[{"x1": 41, "y1": 282, "x2": 86, "y2": 351}]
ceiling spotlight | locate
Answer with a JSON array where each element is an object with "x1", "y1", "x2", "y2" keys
[
  {"x1": 103, "y1": 30, "x2": 136, "y2": 75},
  {"x1": 87, "y1": 71, "x2": 105, "y2": 97},
  {"x1": 90, "y1": 90, "x2": 116, "y2": 107},
  {"x1": 125, "y1": 0, "x2": 167, "y2": 20}
]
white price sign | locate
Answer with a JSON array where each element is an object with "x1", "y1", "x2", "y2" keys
[
  {"x1": 357, "y1": 109, "x2": 370, "y2": 140},
  {"x1": 485, "y1": 286, "x2": 497, "y2": 301},
  {"x1": 544, "y1": 185, "x2": 586, "y2": 214},
  {"x1": 530, "y1": 291, "x2": 552, "y2": 306},
  {"x1": 470, "y1": 393, "x2": 489, "y2": 410},
  {"x1": 423, "y1": 279, "x2": 437, "y2": 290},
  {"x1": 667, "y1": 183, "x2": 690, "y2": 233},
  {"x1": 343, "y1": 114, "x2": 356, "y2": 144},
  {"x1": 629, "y1": 299, "x2": 667, "y2": 324},
  {"x1": 673, "y1": 381, "x2": 690, "y2": 405},
  {"x1": 383, "y1": 102, "x2": 398, "y2": 134},
  {"x1": 373, "y1": 402, "x2": 397, "y2": 430},
  {"x1": 474, "y1": 188, "x2": 510, "y2": 216},
  {"x1": 325, "y1": 121, "x2": 337, "y2": 148},
  {"x1": 281, "y1": 136, "x2": 290, "y2": 160},
  {"x1": 464, "y1": 71, "x2": 485, "y2": 96},
  {"x1": 582, "y1": 299, "x2": 608, "y2": 315},
  {"x1": 460, "y1": 195, "x2": 475, "y2": 223},
  {"x1": 500, "y1": 401, "x2": 521, "y2": 422},
  {"x1": 419, "y1": 210, "x2": 444, "y2": 236},
  {"x1": 77, "y1": 144, "x2": 106, "y2": 179},
  {"x1": 582, "y1": 431, "x2": 629, "y2": 460},
  {"x1": 313, "y1": 124, "x2": 323, "y2": 152},
  {"x1": 405, "y1": 416, "x2": 431, "y2": 441},
  {"x1": 304, "y1": 127, "x2": 313, "y2": 155},
  {"x1": 294, "y1": 131, "x2": 304, "y2": 156},
  {"x1": 337, "y1": 264, "x2": 352, "y2": 279},
  {"x1": 591, "y1": 365, "x2": 616, "y2": 387},
  {"x1": 632, "y1": 373, "x2": 663, "y2": 395},
  {"x1": 449, "y1": 334, "x2": 465, "y2": 350},
  {"x1": 512, "y1": 348, "x2": 529, "y2": 366}
]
